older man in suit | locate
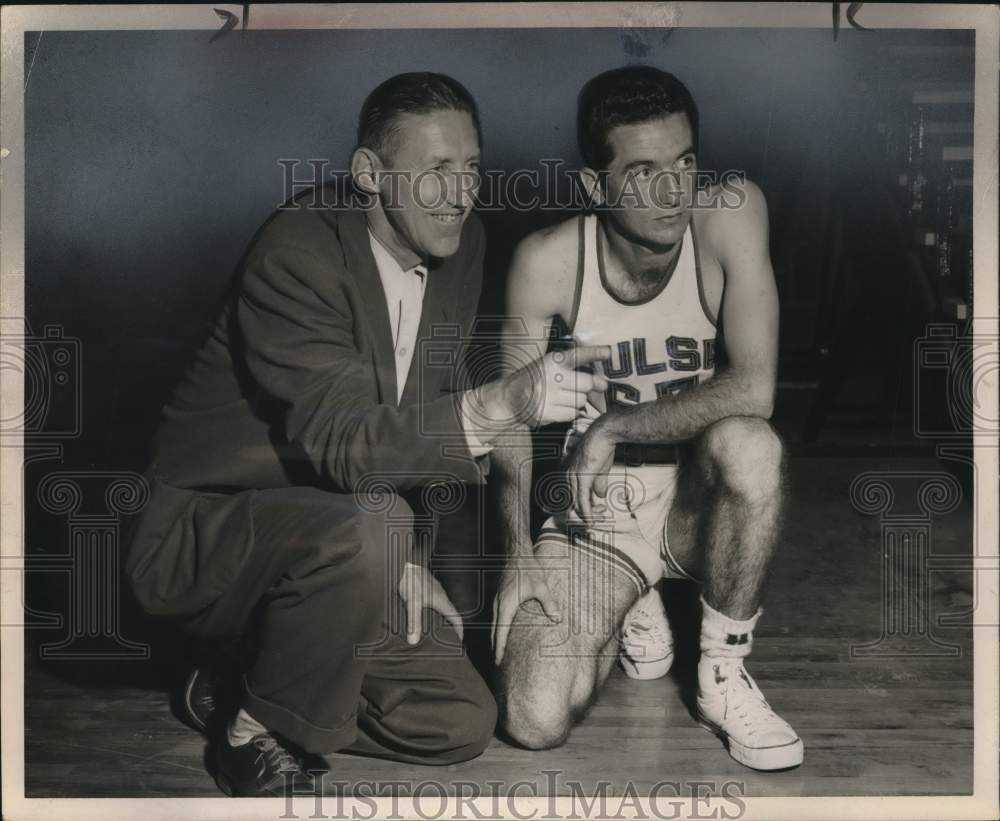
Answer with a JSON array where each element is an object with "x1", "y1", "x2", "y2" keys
[{"x1": 125, "y1": 72, "x2": 609, "y2": 797}]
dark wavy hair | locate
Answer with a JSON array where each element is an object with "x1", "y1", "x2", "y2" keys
[
  {"x1": 357, "y1": 72, "x2": 481, "y2": 161},
  {"x1": 577, "y1": 65, "x2": 699, "y2": 170}
]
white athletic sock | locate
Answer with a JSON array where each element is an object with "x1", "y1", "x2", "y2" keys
[
  {"x1": 699, "y1": 596, "x2": 761, "y2": 658},
  {"x1": 227, "y1": 706, "x2": 267, "y2": 747}
]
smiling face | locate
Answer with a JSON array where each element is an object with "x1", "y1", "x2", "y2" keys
[
  {"x1": 374, "y1": 109, "x2": 481, "y2": 263},
  {"x1": 598, "y1": 111, "x2": 696, "y2": 250}
]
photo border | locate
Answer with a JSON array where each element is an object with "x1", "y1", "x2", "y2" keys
[{"x1": 1, "y1": 3, "x2": 996, "y2": 820}]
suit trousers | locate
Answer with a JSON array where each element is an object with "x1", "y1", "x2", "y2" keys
[{"x1": 155, "y1": 485, "x2": 496, "y2": 764}]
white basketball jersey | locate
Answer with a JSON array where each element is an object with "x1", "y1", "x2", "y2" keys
[{"x1": 568, "y1": 214, "x2": 718, "y2": 435}]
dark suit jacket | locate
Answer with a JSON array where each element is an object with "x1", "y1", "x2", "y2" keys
[{"x1": 126, "y1": 196, "x2": 487, "y2": 617}]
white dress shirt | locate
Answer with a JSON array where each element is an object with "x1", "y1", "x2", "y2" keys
[
  {"x1": 367, "y1": 230, "x2": 491, "y2": 457},
  {"x1": 368, "y1": 230, "x2": 427, "y2": 403}
]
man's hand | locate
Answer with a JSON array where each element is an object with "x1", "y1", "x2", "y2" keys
[
  {"x1": 564, "y1": 421, "x2": 617, "y2": 525},
  {"x1": 510, "y1": 345, "x2": 610, "y2": 427},
  {"x1": 466, "y1": 345, "x2": 610, "y2": 441},
  {"x1": 491, "y1": 553, "x2": 562, "y2": 665},
  {"x1": 398, "y1": 562, "x2": 464, "y2": 646}
]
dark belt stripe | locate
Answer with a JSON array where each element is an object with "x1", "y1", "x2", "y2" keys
[{"x1": 615, "y1": 442, "x2": 679, "y2": 465}]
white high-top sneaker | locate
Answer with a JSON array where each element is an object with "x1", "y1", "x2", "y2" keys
[
  {"x1": 697, "y1": 658, "x2": 803, "y2": 770},
  {"x1": 619, "y1": 588, "x2": 674, "y2": 680}
]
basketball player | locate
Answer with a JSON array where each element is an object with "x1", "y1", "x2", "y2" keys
[{"x1": 491, "y1": 66, "x2": 802, "y2": 771}]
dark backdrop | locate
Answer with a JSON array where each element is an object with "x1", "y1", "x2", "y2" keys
[{"x1": 24, "y1": 26, "x2": 974, "y2": 470}]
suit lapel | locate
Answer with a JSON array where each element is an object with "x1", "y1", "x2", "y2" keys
[{"x1": 339, "y1": 209, "x2": 397, "y2": 404}]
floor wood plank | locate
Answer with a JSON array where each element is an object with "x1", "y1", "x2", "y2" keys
[{"x1": 24, "y1": 457, "x2": 975, "y2": 798}]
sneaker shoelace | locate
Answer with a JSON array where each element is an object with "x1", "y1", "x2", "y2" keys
[
  {"x1": 621, "y1": 602, "x2": 671, "y2": 656},
  {"x1": 714, "y1": 663, "x2": 782, "y2": 735},
  {"x1": 623, "y1": 614, "x2": 669, "y2": 643}
]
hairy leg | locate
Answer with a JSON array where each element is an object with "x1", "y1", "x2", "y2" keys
[
  {"x1": 665, "y1": 417, "x2": 802, "y2": 770},
  {"x1": 666, "y1": 416, "x2": 786, "y2": 619},
  {"x1": 497, "y1": 536, "x2": 641, "y2": 750}
]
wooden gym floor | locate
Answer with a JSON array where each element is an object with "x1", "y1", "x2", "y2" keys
[{"x1": 23, "y1": 456, "x2": 974, "y2": 798}]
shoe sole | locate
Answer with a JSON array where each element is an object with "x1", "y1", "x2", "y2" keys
[
  {"x1": 620, "y1": 654, "x2": 674, "y2": 680},
  {"x1": 214, "y1": 765, "x2": 324, "y2": 798},
  {"x1": 698, "y1": 716, "x2": 804, "y2": 771}
]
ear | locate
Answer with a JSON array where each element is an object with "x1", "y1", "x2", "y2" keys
[
  {"x1": 578, "y1": 167, "x2": 605, "y2": 208},
  {"x1": 350, "y1": 147, "x2": 383, "y2": 195}
]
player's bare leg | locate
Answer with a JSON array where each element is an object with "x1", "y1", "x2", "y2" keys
[
  {"x1": 670, "y1": 415, "x2": 784, "y2": 616},
  {"x1": 497, "y1": 539, "x2": 641, "y2": 750},
  {"x1": 667, "y1": 415, "x2": 803, "y2": 771}
]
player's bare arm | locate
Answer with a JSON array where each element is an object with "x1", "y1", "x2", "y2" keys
[
  {"x1": 463, "y1": 228, "x2": 609, "y2": 449},
  {"x1": 491, "y1": 222, "x2": 609, "y2": 663},
  {"x1": 567, "y1": 179, "x2": 779, "y2": 522}
]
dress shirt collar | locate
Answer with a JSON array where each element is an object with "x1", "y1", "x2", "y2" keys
[{"x1": 367, "y1": 229, "x2": 427, "y2": 280}]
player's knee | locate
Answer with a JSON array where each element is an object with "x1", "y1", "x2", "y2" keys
[
  {"x1": 702, "y1": 416, "x2": 783, "y2": 498},
  {"x1": 502, "y1": 702, "x2": 572, "y2": 751},
  {"x1": 499, "y1": 662, "x2": 595, "y2": 751}
]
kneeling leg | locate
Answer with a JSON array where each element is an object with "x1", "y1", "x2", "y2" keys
[{"x1": 496, "y1": 532, "x2": 641, "y2": 750}]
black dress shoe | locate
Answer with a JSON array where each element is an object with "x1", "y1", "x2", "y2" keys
[
  {"x1": 178, "y1": 638, "x2": 250, "y2": 734},
  {"x1": 213, "y1": 732, "x2": 322, "y2": 797},
  {"x1": 182, "y1": 667, "x2": 220, "y2": 734}
]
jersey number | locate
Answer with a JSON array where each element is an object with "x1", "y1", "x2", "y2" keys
[{"x1": 605, "y1": 375, "x2": 700, "y2": 410}]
